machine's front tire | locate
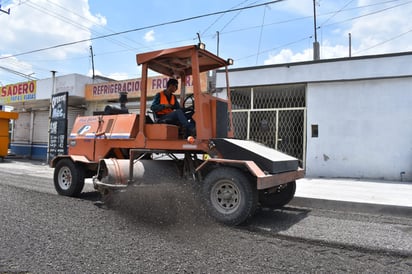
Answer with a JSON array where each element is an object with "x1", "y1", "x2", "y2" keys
[
  {"x1": 54, "y1": 158, "x2": 85, "y2": 197},
  {"x1": 258, "y1": 181, "x2": 296, "y2": 208},
  {"x1": 202, "y1": 167, "x2": 258, "y2": 225}
]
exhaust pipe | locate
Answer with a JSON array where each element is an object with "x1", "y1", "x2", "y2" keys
[{"x1": 93, "y1": 158, "x2": 182, "y2": 189}]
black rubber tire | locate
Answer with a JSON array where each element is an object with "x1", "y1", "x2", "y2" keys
[
  {"x1": 53, "y1": 158, "x2": 85, "y2": 197},
  {"x1": 202, "y1": 167, "x2": 258, "y2": 226},
  {"x1": 258, "y1": 181, "x2": 296, "y2": 208}
]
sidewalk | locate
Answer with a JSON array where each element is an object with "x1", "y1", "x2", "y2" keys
[
  {"x1": 2, "y1": 158, "x2": 412, "y2": 212},
  {"x1": 296, "y1": 177, "x2": 412, "y2": 208}
]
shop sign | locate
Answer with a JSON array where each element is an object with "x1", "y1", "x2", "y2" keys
[
  {"x1": 0, "y1": 80, "x2": 36, "y2": 104},
  {"x1": 85, "y1": 73, "x2": 207, "y2": 101},
  {"x1": 48, "y1": 92, "x2": 68, "y2": 162}
]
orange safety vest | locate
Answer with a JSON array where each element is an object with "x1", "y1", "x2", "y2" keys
[{"x1": 157, "y1": 91, "x2": 176, "y2": 115}]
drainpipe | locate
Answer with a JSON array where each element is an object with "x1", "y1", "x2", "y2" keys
[
  {"x1": 46, "y1": 71, "x2": 57, "y2": 163},
  {"x1": 29, "y1": 110, "x2": 34, "y2": 158}
]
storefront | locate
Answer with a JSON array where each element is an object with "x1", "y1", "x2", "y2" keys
[{"x1": 2, "y1": 74, "x2": 92, "y2": 160}]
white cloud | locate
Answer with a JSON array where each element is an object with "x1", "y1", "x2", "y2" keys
[
  {"x1": 0, "y1": 0, "x2": 106, "y2": 80},
  {"x1": 143, "y1": 30, "x2": 155, "y2": 42},
  {"x1": 347, "y1": 1, "x2": 412, "y2": 56},
  {"x1": 106, "y1": 72, "x2": 130, "y2": 81},
  {"x1": 264, "y1": 48, "x2": 312, "y2": 64},
  {"x1": 87, "y1": 69, "x2": 129, "y2": 81}
]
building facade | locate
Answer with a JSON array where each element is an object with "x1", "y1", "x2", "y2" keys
[{"x1": 216, "y1": 51, "x2": 412, "y2": 181}]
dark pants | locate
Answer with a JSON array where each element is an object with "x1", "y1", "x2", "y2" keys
[{"x1": 158, "y1": 109, "x2": 195, "y2": 137}]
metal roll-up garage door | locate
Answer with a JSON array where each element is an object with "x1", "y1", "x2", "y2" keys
[
  {"x1": 9, "y1": 112, "x2": 31, "y2": 157},
  {"x1": 32, "y1": 110, "x2": 49, "y2": 160},
  {"x1": 33, "y1": 110, "x2": 49, "y2": 143},
  {"x1": 67, "y1": 107, "x2": 85, "y2": 135},
  {"x1": 12, "y1": 112, "x2": 31, "y2": 143}
]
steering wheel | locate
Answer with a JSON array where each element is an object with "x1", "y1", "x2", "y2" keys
[{"x1": 183, "y1": 94, "x2": 195, "y2": 119}]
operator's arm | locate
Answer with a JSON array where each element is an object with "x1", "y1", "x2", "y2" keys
[{"x1": 150, "y1": 93, "x2": 164, "y2": 113}]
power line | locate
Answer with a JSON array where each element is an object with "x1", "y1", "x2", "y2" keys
[
  {"x1": 319, "y1": 0, "x2": 356, "y2": 27},
  {"x1": 235, "y1": 0, "x2": 412, "y2": 62},
  {"x1": 2, "y1": 0, "x2": 409, "y2": 79},
  {"x1": 200, "y1": 0, "x2": 252, "y2": 37},
  {"x1": 24, "y1": 0, "x2": 141, "y2": 52},
  {"x1": 43, "y1": 0, "x2": 146, "y2": 51},
  {"x1": 0, "y1": 65, "x2": 37, "y2": 80},
  {"x1": 321, "y1": 0, "x2": 412, "y2": 28},
  {"x1": 256, "y1": 5, "x2": 269, "y2": 64},
  {"x1": 354, "y1": 28, "x2": 412, "y2": 55},
  {"x1": 236, "y1": 35, "x2": 313, "y2": 62},
  {"x1": 0, "y1": 0, "x2": 285, "y2": 61}
]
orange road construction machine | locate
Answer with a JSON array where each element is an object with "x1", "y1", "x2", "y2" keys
[{"x1": 50, "y1": 44, "x2": 304, "y2": 225}]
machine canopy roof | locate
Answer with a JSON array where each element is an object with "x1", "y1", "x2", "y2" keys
[{"x1": 136, "y1": 45, "x2": 229, "y2": 77}]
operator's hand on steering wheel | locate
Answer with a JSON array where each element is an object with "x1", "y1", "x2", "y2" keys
[
  {"x1": 183, "y1": 94, "x2": 195, "y2": 118},
  {"x1": 183, "y1": 105, "x2": 194, "y2": 118}
]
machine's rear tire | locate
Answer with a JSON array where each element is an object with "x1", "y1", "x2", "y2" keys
[
  {"x1": 54, "y1": 158, "x2": 85, "y2": 197},
  {"x1": 258, "y1": 181, "x2": 296, "y2": 208},
  {"x1": 202, "y1": 167, "x2": 258, "y2": 225}
]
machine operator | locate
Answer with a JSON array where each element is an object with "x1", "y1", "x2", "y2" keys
[{"x1": 150, "y1": 78, "x2": 195, "y2": 137}]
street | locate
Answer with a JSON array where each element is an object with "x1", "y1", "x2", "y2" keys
[{"x1": 0, "y1": 160, "x2": 411, "y2": 273}]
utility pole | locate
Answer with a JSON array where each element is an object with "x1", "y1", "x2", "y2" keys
[
  {"x1": 313, "y1": 0, "x2": 320, "y2": 60},
  {"x1": 51, "y1": 70, "x2": 57, "y2": 95},
  {"x1": 216, "y1": 31, "x2": 220, "y2": 56},
  {"x1": 348, "y1": 33, "x2": 352, "y2": 57},
  {"x1": 90, "y1": 46, "x2": 95, "y2": 79}
]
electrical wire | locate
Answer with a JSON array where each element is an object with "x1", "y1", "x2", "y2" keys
[
  {"x1": 0, "y1": 0, "x2": 286, "y2": 60},
  {"x1": 2, "y1": 0, "x2": 411, "y2": 80},
  {"x1": 256, "y1": 5, "x2": 268, "y2": 65},
  {"x1": 200, "y1": 0, "x2": 252, "y2": 37},
  {"x1": 319, "y1": 0, "x2": 356, "y2": 27},
  {"x1": 43, "y1": 0, "x2": 146, "y2": 51},
  {"x1": 321, "y1": 0, "x2": 412, "y2": 28},
  {"x1": 24, "y1": 0, "x2": 140, "y2": 52},
  {"x1": 236, "y1": 36, "x2": 313, "y2": 62},
  {"x1": 354, "y1": 28, "x2": 412, "y2": 55}
]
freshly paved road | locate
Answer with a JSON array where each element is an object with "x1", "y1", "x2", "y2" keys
[{"x1": 0, "y1": 159, "x2": 411, "y2": 273}]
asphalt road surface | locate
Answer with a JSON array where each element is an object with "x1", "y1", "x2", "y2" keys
[{"x1": 0, "y1": 160, "x2": 411, "y2": 273}]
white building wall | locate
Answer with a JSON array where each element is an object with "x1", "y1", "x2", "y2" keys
[
  {"x1": 217, "y1": 54, "x2": 412, "y2": 87},
  {"x1": 217, "y1": 52, "x2": 412, "y2": 181},
  {"x1": 35, "y1": 73, "x2": 92, "y2": 100},
  {"x1": 306, "y1": 78, "x2": 412, "y2": 181}
]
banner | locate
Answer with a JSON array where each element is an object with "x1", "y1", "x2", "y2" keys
[{"x1": 48, "y1": 92, "x2": 68, "y2": 162}]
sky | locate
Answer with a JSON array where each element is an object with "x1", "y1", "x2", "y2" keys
[{"x1": 1, "y1": 0, "x2": 412, "y2": 85}]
